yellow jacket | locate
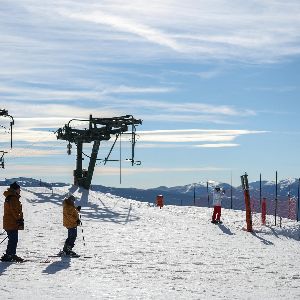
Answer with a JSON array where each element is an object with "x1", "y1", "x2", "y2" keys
[
  {"x1": 63, "y1": 197, "x2": 79, "y2": 229},
  {"x1": 3, "y1": 188, "x2": 24, "y2": 230}
]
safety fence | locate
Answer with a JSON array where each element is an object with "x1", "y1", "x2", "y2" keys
[
  {"x1": 194, "y1": 195, "x2": 299, "y2": 225},
  {"x1": 250, "y1": 197, "x2": 298, "y2": 221}
]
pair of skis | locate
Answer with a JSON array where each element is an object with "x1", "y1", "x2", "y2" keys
[{"x1": 1, "y1": 254, "x2": 93, "y2": 264}]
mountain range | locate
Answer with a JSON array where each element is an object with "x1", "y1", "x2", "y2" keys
[{"x1": 1, "y1": 177, "x2": 299, "y2": 210}]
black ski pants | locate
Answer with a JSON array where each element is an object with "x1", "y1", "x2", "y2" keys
[
  {"x1": 65, "y1": 227, "x2": 77, "y2": 249},
  {"x1": 6, "y1": 230, "x2": 18, "y2": 256}
]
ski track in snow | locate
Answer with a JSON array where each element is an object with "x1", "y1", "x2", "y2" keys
[{"x1": 0, "y1": 186, "x2": 300, "y2": 299}]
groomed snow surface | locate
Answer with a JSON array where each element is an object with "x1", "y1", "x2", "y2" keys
[{"x1": 0, "y1": 186, "x2": 300, "y2": 300}]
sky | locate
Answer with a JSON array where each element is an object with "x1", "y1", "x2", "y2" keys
[{"x1": 0, "y1": 0, "x2": 300, "y2": 188}]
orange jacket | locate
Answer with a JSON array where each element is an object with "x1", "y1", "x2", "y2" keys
[
  {"x1": 63, "y1": 198, "x2": 79, "y2": 229},
  {"x1": 3, "y1": 188, "x2": 24, "y2": 230}
]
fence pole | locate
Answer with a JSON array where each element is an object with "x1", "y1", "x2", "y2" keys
[
  {"x1": 275, "y1": 171, "x2": 278, "y2": 226},
  {"x1": 193, "y1": 184, "x2": 196, "y2": 206},
  {"x1": 259, "y1": 173, "x2": 262, "y2": 207},
  {"x1": 241, "y1": 173, "x2": 253, "y2": 232},
  {"x1": 297, "y1": 178, "x2": 300, "y2": 222},
  {"x1": 230, "y1": 171, "x2": 233, "y2": 209},
  {"x1": 261, "y1": 197, "x2": 267, "y2": 225},
  {"x1": 207, "y1": 181, "x2": 210, "y2": 208}
]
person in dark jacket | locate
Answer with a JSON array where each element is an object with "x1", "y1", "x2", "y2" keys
[
  {"x1": 61, "y1": 195, "x2": 81, "y2": 256},
  {"x1": 1, "y1": 182, "x2": 24, "y2": 262}
]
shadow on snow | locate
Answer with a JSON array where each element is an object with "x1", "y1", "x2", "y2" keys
[
  {"x1": 42, "y1": 256, "x2": 71, "y2": 274},
  {"x1": 23, "y1": 186, "x2": 140, "y2": 225}
]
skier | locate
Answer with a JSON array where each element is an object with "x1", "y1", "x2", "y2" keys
[
  {"x1": 61, "y1": 195, "x2": 81, "y2": 256},
  {"x1": 1, "y1": 182, "x2": 24, "y2": 262},
  {"x1": 211, "y1": 186, "x2": 224, "y2": 224}
]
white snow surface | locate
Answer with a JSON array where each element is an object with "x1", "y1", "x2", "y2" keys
[{"x1": 0, "y1": 186, "x2": 300, "y2": 300}]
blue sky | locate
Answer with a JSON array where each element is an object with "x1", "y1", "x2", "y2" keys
[{"x1": 0, "y1": 0, "x2": 300, "y2": 188}]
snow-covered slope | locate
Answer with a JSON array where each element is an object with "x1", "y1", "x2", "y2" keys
[{"x1": 0, "y1": 186, "x2": 300, "y2": 299}]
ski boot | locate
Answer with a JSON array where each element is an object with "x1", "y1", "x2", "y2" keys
[
  {"x1": 61, "y1": 246, "x2": 79, "y2": 257},
  {"x1": 1, "y1": 253, "x2": 13, "y2": 262},
  {"x1": 1, "y1": 253, "x2": 24, "y2": 262},
  {"x1": 12, "y1": 255, "x2": 24, "y2": 262},
  {"x1": 67, "y1": 250, "x2": 80, "y2": 257}
]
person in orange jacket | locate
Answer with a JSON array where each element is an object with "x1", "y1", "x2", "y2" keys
[
  {"x1": 1, "y1": 182, "x2": 24, "y2": 262},
  {"x1": 62, "y1": 195, "x2": 81, "y2": 256}
]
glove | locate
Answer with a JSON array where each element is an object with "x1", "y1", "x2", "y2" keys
[
  {"x1": 76, "y1": 206, "x2": 81, "y2": 212},
  {"x1": 76, "y1": 219, "x2": 82, "y2": 226},
  {"x1": 17, "y1": 219, "x2": 24, "y2": 228}
]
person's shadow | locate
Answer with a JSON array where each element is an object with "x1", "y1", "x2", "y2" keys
[
  {"x1": 0, "y1": 261, "x2": 14, "y2": 274},
  {"x1": 251, "y1": 232, "x2": 273, "y2": 245},
  {"x1": 217, "y1": 223, "x2": 235, "y2": 235},
  {"x1": 42, "y1": 256, "x2": 71, "y2": 274}
]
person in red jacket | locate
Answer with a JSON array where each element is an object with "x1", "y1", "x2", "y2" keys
[
  {"x1": 1, "y1": 182, "x2": 24, "y2": 262},
  {"x1": 61, "y1": 195, "x2": 81, "y2": 256}
]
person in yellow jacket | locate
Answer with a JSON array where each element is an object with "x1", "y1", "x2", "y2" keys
[
  {"x1": 62, "y1": 195, "x2": 81, "y2": 256},
  {"x1": 1, "y1": 182, "x2": 24, "y2": 262}
]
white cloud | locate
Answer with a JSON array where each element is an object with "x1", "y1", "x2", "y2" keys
[
  {"x1": 111, "y1": 99, "x2": 256, "y2": 124},
  {"x1": 6, "y1": 148, "x2": 63, "y2": 158},
  {"x1": 99, "y1": 85, "x2": 176, "y2": 95},
  {"x1": 3, "y1": 164, "x2": 72, "y2": 176},
  {"x1": 57, "y1": 0, "x2": 300, "y2": 62},
  {"x1": 194, "y1": 143, "x2": 239, "y2": 148},
  {"x1": 0, "y1": 84, "x2": 175, "y2": 102},
  {"x1": 138, "y1": 129, "x2": 267, "y2": 144},
  {"x1": 63, "y1": 10, "x2": 183, "y2": 52}
]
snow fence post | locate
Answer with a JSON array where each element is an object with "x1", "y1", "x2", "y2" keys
[
  {"x1": 261, "y1": 197, "x2": 267, "y2": 225},
  {"x1": 241, "y1": 173, "x2": 253, "y2": 232},
  {"x1": 297, "y1": 178, "x2": 300, "y2": 222}
]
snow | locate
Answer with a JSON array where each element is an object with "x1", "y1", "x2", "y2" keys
[{"x1": 1, "y1": 185, "x2": 300, "y2": 299}]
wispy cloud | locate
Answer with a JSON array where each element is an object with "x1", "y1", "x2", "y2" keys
[
  {"x1": 195, "y1": 143, "x2": 239, "y2": 148},
  {"x1": 0, "y1": 83, "x2": 175, "y2": 103},
  {"x1": 63, "y1": 10, "x2": 183, "y2": 52},
  {"x1": 138, "y1": 129, "x2": 267, "y2": 144},
  {"x1": 110, "y1": 99, "x2": 256, "y2": 124},
  {"x1": 99, "y1": 85, "x2": 176, "y2": 95},
  {"x1": 57, "y1": 0, "x2": 300, "y2": 62},
  {"x1": 1, "y1": 1, "x2": 299, "y2": 66},
  {"x1": 6, "y1": 148, "x2": 63, "y2": 158}
]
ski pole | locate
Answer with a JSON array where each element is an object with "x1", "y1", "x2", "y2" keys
[
  {"x1": 79, "y1": 214, "x2": 86, "y2": 247},
  {"x1": 0, "y1": 235, "x2": 8, "y2": 245}
]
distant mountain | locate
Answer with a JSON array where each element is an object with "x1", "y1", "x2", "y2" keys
[
  {"x1": 1, "y1": 177, "x2": 299, "y2": 209},
  {"x1": 0, "y1": 177, "x2": 68, "y2": 188}
]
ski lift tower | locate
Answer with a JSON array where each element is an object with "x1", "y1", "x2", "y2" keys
[
  {"x1": 55, "y1": 114, "x2": 142, "y2": 190},
  {"x1": 0, "y1": 109, "x2": 14, "y2": 168},
  {"x1": 0, "y1": 109, "x2": 14, "y2": 149}
]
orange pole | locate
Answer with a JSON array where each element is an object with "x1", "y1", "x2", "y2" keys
[{"x1": 244, "y1": 190, "x2": 253, "y2": 232}]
